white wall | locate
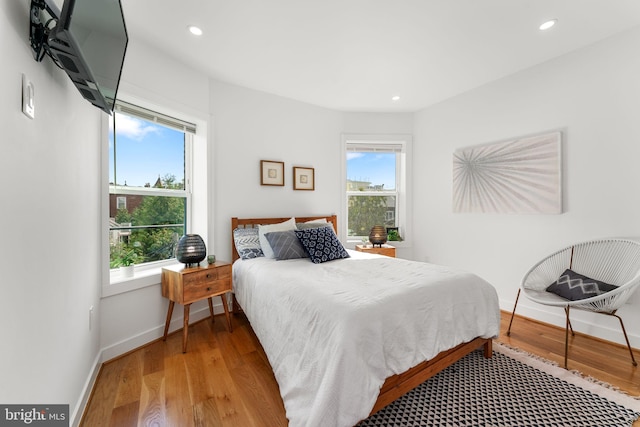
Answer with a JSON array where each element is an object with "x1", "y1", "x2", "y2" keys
[
  {"x1": 0, "y1": 0, "x2": 102, "y2": 423},
  {"x1": 210, "y1": 80, "x2": 414, "y2": 263},
  {"x1": 413, "y1": 26, "x2": 640, "y2": 348}
]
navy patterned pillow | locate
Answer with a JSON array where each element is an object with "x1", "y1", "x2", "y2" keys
[
  {"x1": 265, "y1": 230, "x2": 308, "y2": 260},
  {"x1": 294, "y1": 226, "x2": 349, "y2": 264},
  {"x1": 546, "y1": 269, "x2": 618, "y2": 301},
  {"x1": 233, "y1": 227, "x2": 264, "y2": 260}
]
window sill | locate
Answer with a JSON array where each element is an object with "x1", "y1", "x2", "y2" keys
[{"x1": 102, "y1": 260, "x2": 181, "y2": 298}]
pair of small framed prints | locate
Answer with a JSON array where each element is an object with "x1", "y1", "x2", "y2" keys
[{"x1": 260, "y1": 160, "x2": 314, "y2": 191}]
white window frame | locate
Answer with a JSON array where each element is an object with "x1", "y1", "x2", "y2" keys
[
  {"x1": 101, "y1": 95, "x2": 209, "y2": 297},
  {"x1": 340, "y1": 134, "x2": 412, "y2": 248}
]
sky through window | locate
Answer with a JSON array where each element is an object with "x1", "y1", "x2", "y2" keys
[{"x1": 109, "y1": 113, "x2": 185, "y2": 188}]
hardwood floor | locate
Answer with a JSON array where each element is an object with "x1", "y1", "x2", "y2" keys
[
  {"x1": 80, "y1": 311, "x2": 640, "y2": 426},
  {"x1": 498, "y1": 311, "x2": 640, "y2": 397},
  {"x1": 81, "y1": 314, "x2": 288, "y2": 427}
]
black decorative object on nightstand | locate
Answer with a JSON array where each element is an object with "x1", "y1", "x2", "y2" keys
[
  {"x1": 175, "y1": 234, "x2": 206, "y2": 267},
  {"x1": 369, "y1": 225, "x2": 387, "y2": 247}
]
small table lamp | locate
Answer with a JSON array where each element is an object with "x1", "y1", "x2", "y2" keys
[
  {"x1": 369, "y1": 225, "x2": 387, "y2": 247},
  {"x1": 175, "y1": 234, "x2": 206, "y2": 267}
]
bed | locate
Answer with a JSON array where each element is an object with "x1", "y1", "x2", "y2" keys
[{"x1": 231, "y1": 215, "x2": 500, "y2": 427}]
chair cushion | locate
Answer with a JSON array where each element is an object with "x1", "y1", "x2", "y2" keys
[{"x1": 546, "y1": 269, "x2": 618, "y2": 301}]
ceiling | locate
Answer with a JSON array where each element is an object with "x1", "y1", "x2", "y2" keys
[{"x1": 121, "y1": 1, "x2": 640, "y2": 112}]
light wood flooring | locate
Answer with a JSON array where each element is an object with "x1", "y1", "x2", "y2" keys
[{"x1": 80, "y1": 311, "x2": 640, "y2": 426}]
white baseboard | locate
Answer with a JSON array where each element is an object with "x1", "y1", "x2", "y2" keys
[
  {"x1": 100, "y1": 304, "x2": 216, "y2": 362},
  {"x1": 70, "y1": 352, "x2": 101, "y2": 427}
]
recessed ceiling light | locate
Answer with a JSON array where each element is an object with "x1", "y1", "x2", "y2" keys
[
  {"x1": 188, "y1": 25, "x2": 203, "y2": 36},
  {"x1": 539, "y1": 19, "x2": 557, "y2": 31},
  {"x1": 391, "y1": 95, "x2": 400, "y2": 102}
]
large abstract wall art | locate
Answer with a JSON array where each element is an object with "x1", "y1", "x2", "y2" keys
[{"x1": 453, "y1": 131, "x2": 562, "y2": 214}]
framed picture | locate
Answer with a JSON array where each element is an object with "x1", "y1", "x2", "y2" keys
[
  {"x1": 260, "y1": 160, "x2": 285, "y2": 186},
  {"x1": 293, "y1": 166, "x2": 315, "y2": 191}
]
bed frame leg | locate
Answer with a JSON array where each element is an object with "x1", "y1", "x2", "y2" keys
[{"x1": 483, "y1": 339, "x2": 493, "y2": 358}]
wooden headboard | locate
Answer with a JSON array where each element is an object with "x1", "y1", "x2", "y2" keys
[{"x1": 231, "y1": 215, "x2": 338, "y2": 262}]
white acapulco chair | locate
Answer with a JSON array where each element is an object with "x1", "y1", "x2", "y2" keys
[{"x1": 507, "y1": 238, "x2": 640, "y2": 369}]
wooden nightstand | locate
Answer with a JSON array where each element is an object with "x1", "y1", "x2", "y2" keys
[
  {"x1": 355, "y1": 244, "x2": 396, "y2": 258},
  {"x1": 161, "y1": 261, "x2": 233, "y2": 353}
]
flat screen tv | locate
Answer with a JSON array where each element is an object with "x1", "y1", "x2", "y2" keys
[{"x1": 29, "y1": 0, "x2": 128, "y2": 114}]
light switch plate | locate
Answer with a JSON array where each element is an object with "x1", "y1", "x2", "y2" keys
[{"x1": 22, "y1": 73, "x2": 35, "y2": 119}]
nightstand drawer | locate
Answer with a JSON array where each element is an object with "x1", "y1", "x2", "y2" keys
[
  {"x1": 183, "y1": 277, "x2": 231, "y2": 302},
  {"x1": 184, "y1": 265, "x2": 231, "y2": 285}
]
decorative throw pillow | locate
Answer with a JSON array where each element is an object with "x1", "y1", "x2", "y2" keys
[
  {"x1": 304, "y1": 218, "x2": 327, "y2": 223},
  {"x1": 233, "y1": 227, "x2": 264, "y2": 260},
  {"x1": 546, "y1": 269, "x2": 618, "y2": 301},
  {"x1": 258, "y1": 217, "x2": 297, "y2": 259},
  {"x1": 265, "y1": 230, "x2": 308, "y2": 260},
  {"x1": 294, "y1": 226, "x2": 350, "y2": 264},
  {"x1": 296, "y1": 222, "x2": 333, "y2": 230}
]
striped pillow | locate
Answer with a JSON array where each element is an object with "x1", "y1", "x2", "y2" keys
[
  {"x1": 233, "y1": 227, "x2": 264, "y2": 260},
  {"x1": 265, "y1": 230, "x2": 308, "y2": 260}
]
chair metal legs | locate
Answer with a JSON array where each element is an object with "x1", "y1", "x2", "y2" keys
[
  {"x1": 563, "y1": 307, "x2": 637, "y2": 369},
  {"x1": 506, "y1": 288, "x2": 521, "y2": 336},
  {"x1": 511, "y1": 303, "x2": 571, "y2": 369},
  {"x1": 564, "y1": 306, "x2": 570, "y2": 369},
  {"x1": 506, "y1": 289, "x2": 637, "y2": 368},
  {"x1": 608, "y1": 311, "x2": 638, "y2": 367}
]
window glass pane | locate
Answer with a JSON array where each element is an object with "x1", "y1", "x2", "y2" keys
[
  {"x1": 347, "y1": 195, "x2": 397, "y2": 237},
  {"x1": 109, "y1": 107, "x2": 189, "y2": 268},
  {"x1": 109, "y1": 194, "x2": 185, "y2": 266},
  {"x1": 116, "y1": 196, "x2": 126, "y2": 210},
  {"x1": 346, "y1": 152, "x2": 396, "y2": 191},
  {"x1": 109, "y1": 112, "x2": 185, "y2": 189}
]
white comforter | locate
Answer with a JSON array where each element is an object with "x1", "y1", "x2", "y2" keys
[{"x1": 232, "y1": 250, "x2": 500, "y2": 427}]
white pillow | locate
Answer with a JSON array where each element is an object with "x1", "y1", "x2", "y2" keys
[
  {"x1": 304, "y1": 218, "x2": 327, "y2": 224},
  {"x1": 258, "y1": 217, "x2": 297, "y2": 258}
]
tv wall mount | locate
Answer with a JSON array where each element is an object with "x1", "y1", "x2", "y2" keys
[{"x1": 29, "y1": 0, "x2": 61, "y2": 64}]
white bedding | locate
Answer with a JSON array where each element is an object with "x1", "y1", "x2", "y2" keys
[{"x1": 233, "y1": 250, "x2": 500, "y2": 427}]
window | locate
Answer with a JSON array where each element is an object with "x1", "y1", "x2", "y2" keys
[
  {"x1": 116, "y1": 196, "x2": 126, "y2": 210},
  {"x1": 344, "y1": 136, "x2": 410, "y2": 243},
  {"x1": 108, "y1": 101, "x2": 196, "y2": 271}
]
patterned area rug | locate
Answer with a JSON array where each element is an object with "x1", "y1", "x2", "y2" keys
[{"x1": 359, "y1": 344, "x2": 640, "y2": 427}]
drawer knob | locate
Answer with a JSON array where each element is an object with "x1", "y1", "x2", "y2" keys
[
  {"x1": 207, "y1": 287, "x2": 211, "y2": 291},
  {"x1": 206, "y1": 274, "x2": 212, "y2": 279}
]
